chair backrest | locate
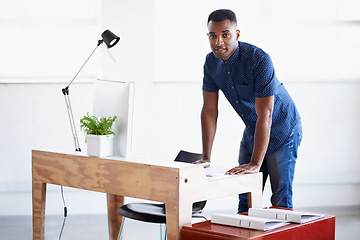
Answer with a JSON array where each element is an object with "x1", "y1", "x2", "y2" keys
[
  {"x1": 174, "y1": 150, "x2": 207, "y2": 214},
  {"x1": 174, "y1": 150, "x2": 202, "y2": 163}
]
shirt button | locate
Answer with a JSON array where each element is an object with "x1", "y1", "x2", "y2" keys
[
  {"x1": 241, "y1": 114, "x2": 244, "y2": 117},
  {"x1": 247, "y1": 126, "x2": 251, "y2": 128},
  {"x1": 236, "y1": 101, "x2": 239, "y2": 103},
  {"x1": 228, "y1": 71, "x2": 230, "y2": 74},
  {"x1": 231, "y1": 86, "x2": 234, "y2": 89}
]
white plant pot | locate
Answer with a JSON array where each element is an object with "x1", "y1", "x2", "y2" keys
[{"x1": 86, "y1": 134, "x2": 114, "y2": 157}]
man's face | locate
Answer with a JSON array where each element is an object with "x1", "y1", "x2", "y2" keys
[{"x1": 207, "y1": 19, "x2": 240, "y2": 60}]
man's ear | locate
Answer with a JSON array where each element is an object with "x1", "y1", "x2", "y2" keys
[{"x1": 236, "y1": 29, "x2": 240, "y2": 40}]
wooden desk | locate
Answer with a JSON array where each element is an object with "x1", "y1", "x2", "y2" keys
[{"x1": 32, "y1": 150, "x2": 262, "y2": 240}]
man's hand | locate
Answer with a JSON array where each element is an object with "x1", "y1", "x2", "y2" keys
[
  {"x1": 226, "y1": 163, "x2": 260, "y2": 175},
  {"x1": 193, "y1": 159, "x2": 211, "y2": 168}
]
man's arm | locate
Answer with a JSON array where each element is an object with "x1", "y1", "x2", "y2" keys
[
  {"x1": 226, "y1": 95, "x2": 274, "y2": 174},
  {"x1": 194, "y1": 91, "x2": 219, "y2": 164}
]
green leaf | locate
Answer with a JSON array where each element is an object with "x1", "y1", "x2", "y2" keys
[{"x1": 80, "y1": 112, "x2": 117, "y2": 139}]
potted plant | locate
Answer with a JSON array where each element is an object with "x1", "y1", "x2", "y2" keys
[{"x1": 80, "y1": 112, "x2": 117, "y2": 157}]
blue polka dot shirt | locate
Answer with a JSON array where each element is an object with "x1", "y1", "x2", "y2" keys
[{"x1": 203, "y1": 41, "x2": 301, "y2": 154}]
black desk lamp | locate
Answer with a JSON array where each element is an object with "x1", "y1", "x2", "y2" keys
[{"x1": 62, "y1": 29, "x2": 120, "y2": 152}]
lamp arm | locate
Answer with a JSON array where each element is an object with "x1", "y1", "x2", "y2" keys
[
  {"x1": 63, "y1": 92, "x2": 82, "y2": 152},
  {"x1": 66, "y1": 42, "x2": 102, "y2": 89},
  {"x1": 61, "y1": 40, "x2": 104, "y2": 152}
]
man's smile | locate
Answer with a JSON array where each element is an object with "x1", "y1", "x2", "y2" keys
[{"x1": 214, "y1": 47, "x2": 227, "y2": 53}]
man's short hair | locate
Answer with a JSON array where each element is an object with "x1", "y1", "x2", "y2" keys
[{"x1": 207, "y1": 9, "x2": 237, "y2": 25}]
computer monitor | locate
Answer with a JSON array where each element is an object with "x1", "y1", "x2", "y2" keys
[{"x1": 92, "y1": 79, "x2": 134, "y2": 157}]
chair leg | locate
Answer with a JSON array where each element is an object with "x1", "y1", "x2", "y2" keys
[
  {"x1": 117, "y1": 217, "x2": 126, "y2": 240},
  {"x1": 159, "y1": 224, "x2": 167, "y2": 240},
  {"x1": 159, "y1": 224, "x2": 163, "y2": 240},
  {"x1": 118, "y1": 218, "x2": 166, "y2": 240}
]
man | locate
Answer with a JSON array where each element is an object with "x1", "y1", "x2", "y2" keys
[{"x1": 195, "y1": 9, "x2": 302, "y2": 213}]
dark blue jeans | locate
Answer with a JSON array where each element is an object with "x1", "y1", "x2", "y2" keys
[{"x1": 238, "y1": 122, "x2": 303, "y2": 213}]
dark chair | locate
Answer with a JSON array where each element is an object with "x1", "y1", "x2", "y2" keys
[{"x1": 116, "y1": 150, "x2": 207, "y2": 240}]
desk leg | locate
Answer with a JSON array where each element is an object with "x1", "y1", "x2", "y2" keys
[
  {"x1": 32, "y1": 182, "x2": 46, "y2": 240},
  {"x1": 165, "y1": 202, "x2": 192, "y2": 240},
  {"x1": 107, "y1": 194, "x2": 124, "y2": 240},
  {"x1": 247, "y1": 190, "x2": 262, "y2": 209}
]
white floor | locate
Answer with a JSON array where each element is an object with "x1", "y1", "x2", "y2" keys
[{"x1": 0, "y1": 206, "x2": 359, "y2": 240}]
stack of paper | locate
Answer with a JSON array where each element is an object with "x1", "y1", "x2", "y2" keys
[
  {"x1": 248, "y1": 208, "x2": 324, "y2": 224},
  {"x1": 204, "y1": 166, "x2": 227, "y2": 177},
  {"x1": 211, "y1": 208, "x2": 324, "y2": 231},
  {"x1": 211, "y1": 214, "x2": 290, "y2": 231}
]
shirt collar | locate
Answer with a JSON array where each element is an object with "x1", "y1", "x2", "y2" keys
[{"x1": 222, "y1": 41, "x2": 240, "y2": 65}]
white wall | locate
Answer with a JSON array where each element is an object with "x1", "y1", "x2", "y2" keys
[
  {"x1": 1, "y1": 0, "x2": 360, "y2": 216},
  {"x1": 100, "y1": 0, "x2": 360, "y2": 211}
]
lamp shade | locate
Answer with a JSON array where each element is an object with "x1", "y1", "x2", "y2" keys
[{"x1": 101, "y1": 29, "x2": 120, "y2": 48}]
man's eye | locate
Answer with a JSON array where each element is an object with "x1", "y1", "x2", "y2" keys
[
  {"x1": 209, "y1": 35, "x2": 216, "y2": 38},
  {"x1": 223, "y1": 34, "x2": 230, "y2": 38}
]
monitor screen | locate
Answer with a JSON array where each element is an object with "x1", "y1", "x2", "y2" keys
[{"x1": 92, "y1": 79, "x2": 134, "y2": 157}]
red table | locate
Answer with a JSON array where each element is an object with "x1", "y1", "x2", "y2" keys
[{"x1": 181, "y1": 210, "x2": 335, "y2": 240}]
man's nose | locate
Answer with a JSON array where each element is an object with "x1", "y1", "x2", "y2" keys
[{"x1": 215, "y1": 36, "x2": 224, "y2": 46}]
